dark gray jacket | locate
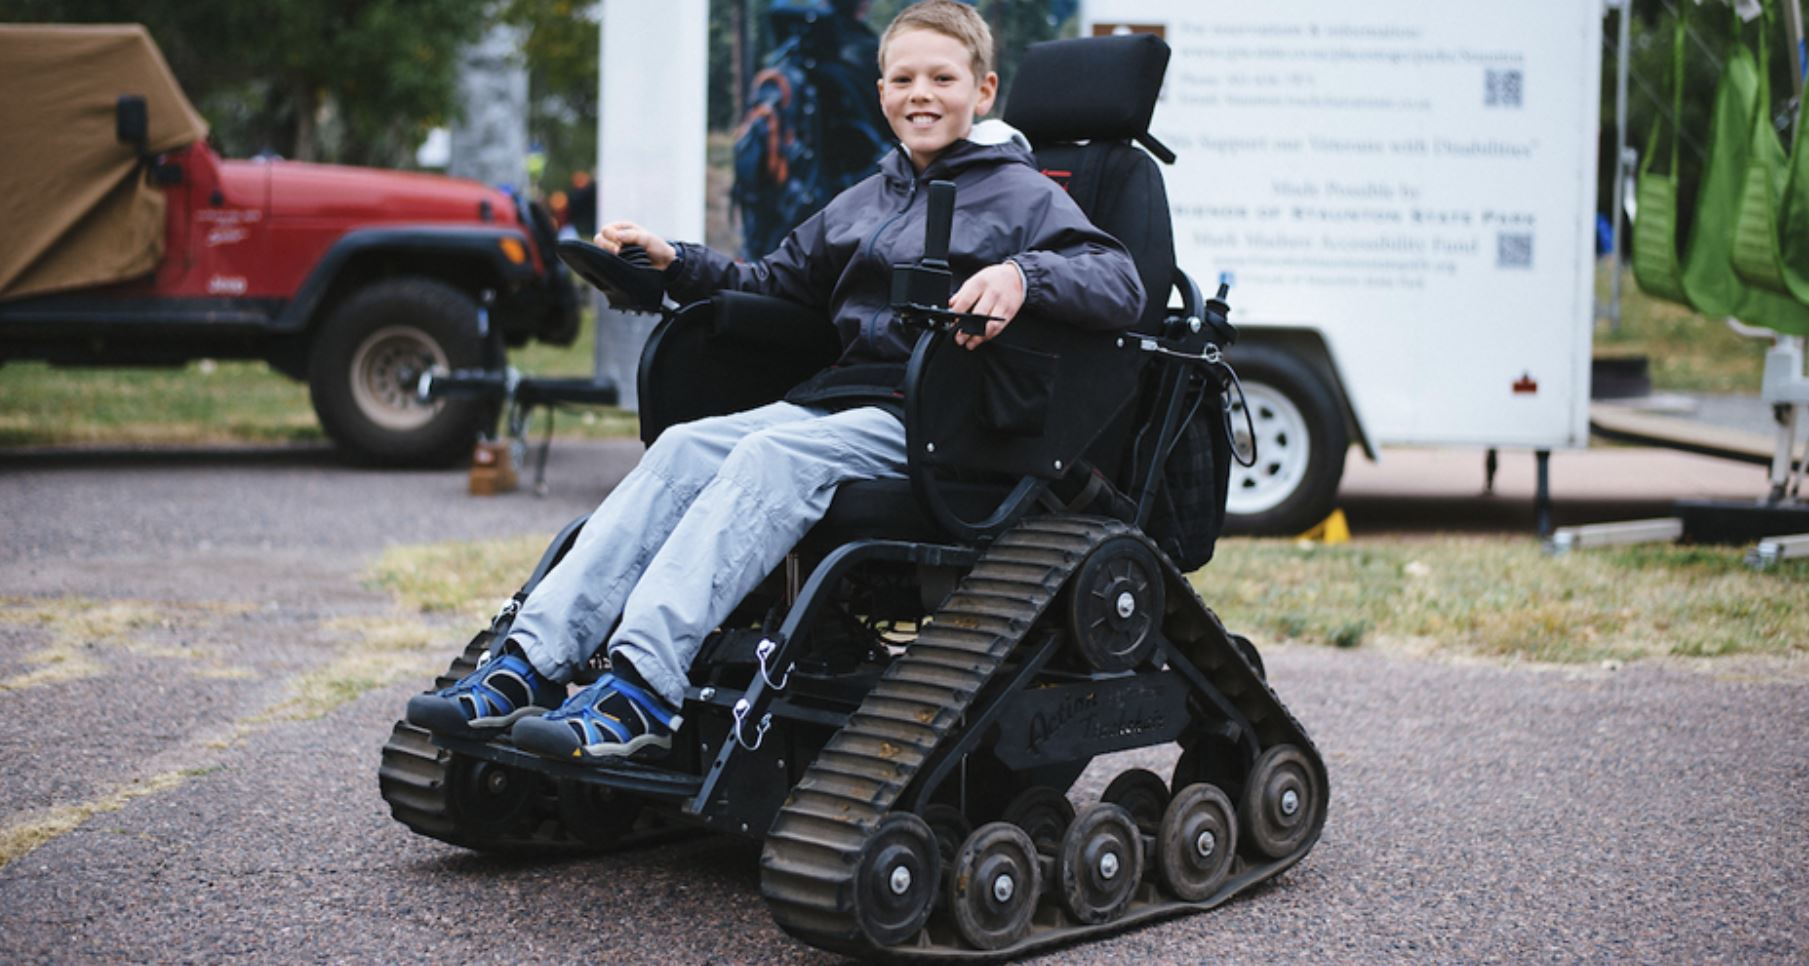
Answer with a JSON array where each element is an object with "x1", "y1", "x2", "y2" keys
[{"x1": 668, "y1": 135, "x2": 1147, "y2": 376}]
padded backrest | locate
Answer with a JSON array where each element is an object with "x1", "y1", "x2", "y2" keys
[
  {"x1": 1032, "y1": 142, "x2": 1174, "y2": 333},
  {"x1": 1004, "y1": 34, "x2": 1177, "y2": 334},
  {"x1": 1003, "y1": 34, "x2": 1169, "y2": 149}
]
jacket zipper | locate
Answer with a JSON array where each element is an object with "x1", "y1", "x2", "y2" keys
[{"x1": 858, "y1": 166, "x2": 920, "y2": 347}]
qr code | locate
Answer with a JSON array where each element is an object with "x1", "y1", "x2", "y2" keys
[
  {"x1": 1485, "y1": 69, "x2": 1523, "y2": 107},
  {"x1": 1497, "y1": 232, "x2": 1533, "y2": 268}
]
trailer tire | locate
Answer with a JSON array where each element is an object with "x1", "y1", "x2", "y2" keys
[
  {"x1": 1223, "y1": 344, "x2": 1347, "y2": 535},
  {"x1": 308, "y1": 277, "x2": 493, "y2": 467}
]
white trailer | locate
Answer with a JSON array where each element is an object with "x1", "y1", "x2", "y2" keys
[{"x1": 1083, "y1": 0, "x2": 1604, "y2": 532}]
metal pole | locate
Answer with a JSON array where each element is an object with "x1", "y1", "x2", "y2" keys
[
  {"x1": 735, "y1": 0, "x2": 751, "y2": 122},
  {"x1": 1780, "y1": 0, "x2": 1808, "y2": 504},
  {"x1": 1608, "y1": 0, "x2": 1631, "y2": 334},
  {"x1": 1536, "y1": 449, "x2": 1553, "y2": 538},
  {"x1": 1784, "y1": 0, "x2": 1806, "y2": 103}
]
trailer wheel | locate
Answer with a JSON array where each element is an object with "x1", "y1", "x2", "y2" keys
[
  {"x1": 308, "y1": 277, "x2": 493, "y2": 466},
  {"x1": 1223, "y1": 344, "x2": 1348, "y2": 535}
]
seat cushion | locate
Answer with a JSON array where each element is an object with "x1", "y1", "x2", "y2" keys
[{"x1": 803, "y1": 477, "x2": 1014, "y2": 548}]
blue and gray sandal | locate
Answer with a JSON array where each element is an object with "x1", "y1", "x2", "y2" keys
[
  {"x1": 512, "y1": 673, "x2": 682, "y2": 763},
  {"x1": 405, "y1": 648, "x2": 565, "y2": 739}
]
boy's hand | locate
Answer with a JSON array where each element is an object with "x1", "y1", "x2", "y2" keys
[
  {"x1": 595, "y1": 222, "x2": 678, "y2": 271},
  {"x1": 949, "y1": 262, "x2": 1025, "y2": 350}
]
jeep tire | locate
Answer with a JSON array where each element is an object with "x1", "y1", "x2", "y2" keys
[
  {"x1": 308, "y1": 277, "x2": 492, "y2": 467},
  {"x1": 1222, "y1": 344, "x2": 1348, "y2": 536}
]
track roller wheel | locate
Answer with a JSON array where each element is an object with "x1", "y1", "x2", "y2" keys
[
  {"x1": 1102, "y1": 768, "x2": 1171, "y2": 836},
  {"x1": 1001, "y1": 785, "x2": 1075, "y2": 855},
  {"x1": 556, "y1": 780, "x2": 644, "y2": 850},
  {"x1": 1240, "y1": 744, "x2": 1323, "y2": 859},
  {"x1": 1230, "y1": 632, "x2": 1266, "y2": 681},
  {"x1": 1055, "y1": 802, "x2": 1144, "y2": 924},
  {"x1": 1172, "y1": 728, "x2": 1248, "y2": 804},
  {"x1": 1157, "y1": 782, "x2": 1237, "y2": 901},
  {"x1": 1064, "y1": 536, "x2": 1164, "y2": 672},
  {"x1": 948, "y1": 821, "x2": 1042, "y2": 950},
  {"x1": 445, "y1": 755, "x2": 533, "y2": 844},
  {"x1": 920, "y1": 803, "x2": 972, "y2": 869},
  {"x1": 853, "y1": 812, "x2": 942, "y2": 947}
]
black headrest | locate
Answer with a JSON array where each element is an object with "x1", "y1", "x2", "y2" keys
[{"x1": 1003, "y1": 34, "x2": 1174, "y2": 162}]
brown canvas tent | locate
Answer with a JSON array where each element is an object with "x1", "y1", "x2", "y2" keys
[{"x1": 0, "y1": 24, "x2": 208, "y2": 301}]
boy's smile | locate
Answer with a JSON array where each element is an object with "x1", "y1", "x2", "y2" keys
[{"x1": 879, "y1": 28, "x2": 998, "y2": 171}]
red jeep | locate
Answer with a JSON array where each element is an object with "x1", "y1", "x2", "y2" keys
[{"x1": 0, "y1": 24, "x2": 583, "y2": 465}]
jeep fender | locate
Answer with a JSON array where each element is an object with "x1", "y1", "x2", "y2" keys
[{"x1": 275, "y1": 226, "x2": 546, "y2": 335}]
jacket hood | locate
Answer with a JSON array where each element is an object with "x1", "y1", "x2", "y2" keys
[{"x1": 879, "y1": 123, "x2": 1035, "y2": 186}]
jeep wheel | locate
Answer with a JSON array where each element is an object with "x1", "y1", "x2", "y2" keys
[
  {"x1": 309, "y1": 277, "x2": 493, "y2": 466},
  {"x1": 1223, "y1": 344, "x2": 1348, "y2": 536}
]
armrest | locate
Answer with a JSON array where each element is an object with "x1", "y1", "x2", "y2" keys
[
  {"x1": 709, "y1": 290, "x2": 841, "y2": 356},
  {"x1": 903, "y1": 315, "x2": 1148, "y2": 540},
  {"x1": 636, "y1": 294, "x2": 841, "y2": 445}
]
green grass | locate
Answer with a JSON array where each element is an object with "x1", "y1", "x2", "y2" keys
[
  {"x1": 0, "y1": 264, "x2": 1778, "y2": 448},
  {"x1": 364, "y1": 530, "x2": 1809, "y2": 668},
  {"x1": 0, "y1": 307, "x2": 638, "y2": 447},
  {"x1": 1197, "y1": 536, "x2": 1809, "y2": 664},
  {"x1": 1595, "y1": 264, "x2": 1772, "y2": 393},
  {"x1": 0, "y1": 359, "x2": 323, "y2": 447},
  {"x1": 367, "y1": 535, "x2": 549, "y2": 623}
]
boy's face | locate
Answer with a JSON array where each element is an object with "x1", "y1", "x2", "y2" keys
[{"x1": 878, "y1": 28, "x2": 998, "y2": 172}]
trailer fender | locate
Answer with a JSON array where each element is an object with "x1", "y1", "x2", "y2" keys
[{"x1": 1233, "y1": 326, "x2": 1376, "y2": 462}]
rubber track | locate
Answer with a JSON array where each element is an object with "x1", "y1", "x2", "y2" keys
[
  {"x1": 758, "y1": 514, "x2": 1328, "y2": 960},
  {"x1": 378, "y1": 632, "x2": 576, "y2": 852}
]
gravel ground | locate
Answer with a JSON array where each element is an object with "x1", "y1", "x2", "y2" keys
[{"x1": 0, "y1": 441, "x2": 1803, "y2": 963}]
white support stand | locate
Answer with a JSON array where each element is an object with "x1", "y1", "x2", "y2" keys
[
  {"x1": 1761, "y1": 337, "x2": 1809, "y2": 502},
  {"x1": 1747, "y1": 532, "x2": 1809, "y2": 569},
  {"x1": 1545, "y1": 518, "x2": 1684, "y2": 555},
  {"x1": 1761, "y1": 0, "x2": 1809, "y2": 504}
]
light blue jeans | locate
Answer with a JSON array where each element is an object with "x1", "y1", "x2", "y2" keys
[{"x1": 508, "y1": 401, "x2": 908, "y2": 707}]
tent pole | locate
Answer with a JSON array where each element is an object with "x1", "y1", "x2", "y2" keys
[
  {"x1": 1772, "y1": 1, "x2": 1808, "y2": 505},
  {"x1": 1609, "y1": 0, "x2": 1632, "y2": 334},
  {"x1": 1785, "y1": 0, "x2": 1806, "y2": 106}
]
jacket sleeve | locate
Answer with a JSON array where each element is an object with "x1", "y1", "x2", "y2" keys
[
  {"x1": 665, "y1": 209, "x2": 837, "y2": 310},
  {"x1": 1008, "y1": 186, "x2": 1147, "y2": 331}
]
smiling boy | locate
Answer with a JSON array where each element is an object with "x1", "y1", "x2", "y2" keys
[{"x1": 406, "y1": 0, "x2": 1145, "y2": 763}]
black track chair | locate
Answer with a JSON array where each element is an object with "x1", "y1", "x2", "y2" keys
[{"x1": 379, "y1": 33, "x2": 1328, "y2": 962}]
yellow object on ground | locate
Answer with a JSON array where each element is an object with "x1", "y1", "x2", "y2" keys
[{"x1": 1295, "y1": 509, "x2": 1351, "y2": 545}]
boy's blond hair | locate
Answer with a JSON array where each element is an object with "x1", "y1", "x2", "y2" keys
[{"x1": 878, "y1": 0, "x2": 995, "y2": 79}]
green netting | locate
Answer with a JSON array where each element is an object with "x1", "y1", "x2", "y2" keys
[
  {"x1": 1678, "y1": 4, "x2": 1809, "y2": 333},
  {"x1": 1731, "y1": 1, "x2": 1793, "y2": 288},
  {"x1": 1730, "y1": 111, "x2": 1792, "y2": 293},
  {"x1": 1633, "y1": 124, "x2": 1689, "y2": 303},
  {"x1": 1632, "y1": 2, "x2": 1690, "y2": 306},
  {"x1": 1728, "y1": 1, "x2": 1809, "y2": 333}
]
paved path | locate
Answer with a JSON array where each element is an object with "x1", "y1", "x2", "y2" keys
[
  {"x1": 0, "y1": 442, "x2": 1802, "y2": 963},
  {"x1": 1338, "y1": 444, "x2": 1772, "y2": 535}
]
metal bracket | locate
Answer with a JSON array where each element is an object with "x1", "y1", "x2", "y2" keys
[
  {"x1": 493, "y1": 597, "x2": 521, "y2": 624},
  {"x1": 1747, "y1": 532, "x2": 1809, "y2": 569},
  {"x1": 730, "y1": 698, "x2": 772, "y2": 752},
  {"x1": 688, "y1": 539, "x2": 979, "y2": 818},
  {"x1": 755, "y1": 637, "x2": 792, "y2": 691},
  {"x1": 1545, "y1": 517, "x2": 1683, "y2": 555}
]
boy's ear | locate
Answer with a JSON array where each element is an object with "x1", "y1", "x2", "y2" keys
[{"x1": 976, "y1": 71, "x2": 999, "y2": 116}]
